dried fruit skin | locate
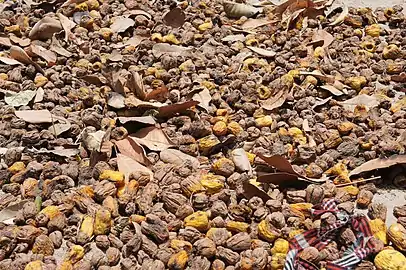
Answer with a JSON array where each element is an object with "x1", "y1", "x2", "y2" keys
[
  {"x1": 226, "y1": 221, "x2": 250, "y2": 233},
  {"x1": 168, "y1": 250, "x2": 188, "y2": 270},
  {"x1": 79, "y1": 215, "x2": 94, "y2": 238},
  {"x1": 32, "y1": 234, "x2": 54, "y2": 256},
  {"x1": 255, "y1": 116, "x2": 273, "y2": 127},
  {"x1": 374, "y1": 249, "x2": 406, "y2": 270},
  {"x1": 270, "y1": 253, "x2": 286, "y2": 270},
  {"x1": 99, "y1": 170, "x2": 124, "y2": 185},
  {"x1": 184, "y1": 211, "x2": 209, "y2": 232},
  {"x1": 65, "y1": 245, "x2": 85, "y2": 264},
  {"x1": 213, "y1": 121, "x2": 227, "y2": 136},
  {"x1": 200, "y1": 174, "x2": 224, "y2": 194},
  {"x1": 258, "y1": 218, "x2": 279, "y2": 243},
  {"x1": 388, "y1": 223, "x2": 406, "y2": 251},
  {"x1": 24, "y1": 261, "x2": 44, "y2": 270}
]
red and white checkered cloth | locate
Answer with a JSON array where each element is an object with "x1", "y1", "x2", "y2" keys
[{"x1": 283, "y1": 199, "x2": 376, "y2": 270}]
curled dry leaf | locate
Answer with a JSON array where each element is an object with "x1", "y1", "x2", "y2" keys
[
  {"x1": 117, "y1": 153, "x2": 153, "y2": 181},
  {"x1": 339, "y1": 94, "x2": 380, "y2": 112},
  {"x1": 30, "y1": 44, "x2": 57, "y2": 65},
  {"x1": 80, "y1": 75, "x2": 107, "y2": 86},
  {"x1": 110, "y1": 17, "x2": 135, "y2": 33},
  {"x1": 57, "y1": 13, "x2": 76, "y2": 42},
  {"x1": 329, "y1": 4, "x2": 348, "y2": 26},
  {"x1": 163, "y1": 7, "x2": 185, "y2": 28},
  {"x1": 243, "y1": 180, "x2": 271, "y2": 201},
  {"x1": 152, "y1": 43, "x2": 193, "y2": 58},
  {"x1": 145, "y1": 86, "x2": 169, "y2": 101},
  {"x1": 35, "y1": 147, "x2": 80, "y2": 157},
  {"x1": 29, "y1": 17, "x2": 63, "y2": 40},
  {"x1": 131, "y1": 126, "x2": 175, "y2": 151},
  {"x1": 223, "y1": 1, "x2": 262, "y2": 18},
  {"x1": 247, "y1": 46, "x2": 276, "y2": 57},
  {"x1": 160, "y1": 149, "x2": 200, "y2": 170},
  {"x1": 124, "y1": 9, "x2": 152, "y2": 20},
  {"x1": 320, "y1": 84, "x2": 344, "y2": 96},
  {"x1": 192, "y1": 88, "x2": 212, "y2": 112},
  {"x1": 114, "y1": 137, "x2": 151, "y2": 166},
  {"x1": 127, "y1": 71, "x2": 147, "y2": 100},
  {"x1": 9, "y1": 45, "x2": 44, "y2": 73},
  {"x1": 4, "y1": 90, "x2": 37, "y2": 107},
  {"x1": 103, "y1": 70, "x2": 126, "y2": 95},
  {"x1": 157, "y1": 100, "x2": 199, "y2": 118},
  {"x1": 349, "y1": 155, "x2": 406, "y2": 177},
  {"x1": 15, "y1": 109, "x2": 53, "y2": 123}
]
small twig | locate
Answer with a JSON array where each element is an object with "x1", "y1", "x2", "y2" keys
[{"x1": 336, "y1": 176, "x2": 382, "y2": 187}]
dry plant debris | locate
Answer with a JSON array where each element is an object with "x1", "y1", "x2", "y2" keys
[{"x1": 0, "y1": 0, "x2": 405, "y2": 269}]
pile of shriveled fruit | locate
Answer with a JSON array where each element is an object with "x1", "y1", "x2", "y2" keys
[{"x1": 0, "y1": 0, "x2": 405, "y2": 269}]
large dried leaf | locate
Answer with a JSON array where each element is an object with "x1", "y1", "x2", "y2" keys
[
  {"x1": 349, "y1": 155, "x2": 406, "y2": 177},
  {"x1": 116, "y1": 116, "x2": 156, "y2": 125},
  {"x1": 261, "y1": 89, "x2": 288, "y2": 111},
  {"x1": 30, "y1": 44, "x2": 57, "y2": 65},
  {"x1": 131, "y1": 126, "x2": 175, "y2": 151},
  {"x1": 117, "y1": 153, "x2": 153, "y2": 181},
  {"x1": 320, "y1": 84, "x2": 344, "y2": 96},
  {"x1": 0, "y1": 36, "x2": 12, "y2": 47},
  {"x1": 310, "y1": 29, "x2": 334, "y2": 48},
  {"x1": 82, "y1": 129, "x2": 105, "y2": 151},
  {"x1": 145, "y1": 86, "x2": 169, "y2": 101},
  {"x1": 110, "y1": 17, "x2": 135, "y2": 33},
  {"x1": 9, "y1": 46, "x2": 44, "y2": 73},
  {"x1": 160, "y1": 149, "x2": 200, "y2": 169},
  {"x1": 247, "y1": 46, "x2": 276, "y2": 57},
  {"x1": 221, "y1": 34, "x2": 246, "y2": 42},
  {"x1": 157, "y1": 100, "x2": 199, "y2": 118},
  {"x1": 231, "y1": 148, "x2": 252, "y2": 172},
  {"x1": 34, "y1": 148, "x2": 79, "y2": 157},
  {"x1": 108, "y1": 92, "x2": 125, "y2": 109},
  {"x1": 48, "y1": 121, "x2": 71, "y2": 136},
  {"x1": 152, "y1": 43, "x2": 193, "y2": 58},
  {"x1": 127, "y1": 71, "x2": 147, "y2": 100},
  {"x1": 29, "y1": 17, "x2": 62, "y2": 40},
  {"x1": 80, "y1": 75, "x2": 107, "y2": 86},
  {"x1": 15, "y1": 109, "x2": 53, "y2": 123},
  {"x1": 4, "y1": 90, "x2": 36, "y2": 107},
  {"x1": 50, "y1": 36, "x2": 72, "y2": 57},
  {"x1": 243, "y1": 180, "x2": 271, "y2": 201},
  {"x1": 0, "y1": 200, "x2": 29, "y2": 224},
  {"x1": 329, "y1": 4, "x2": 348, "y2": 26},
  {"x1": 340, "y1": 94, "x2": 380, "y2": 112},
  {"x1": 163, "y1": 7, "x2": 185, "y2": 28},
  {"x1": 9, "y1": 35, "x2": 31, "y2": 47},
  {"x1": 114, "y1": 137, "x2": 151, "y2": 166},
  {"x1": 240, "y1": 18, "x2": 275, "y2": 30},
  {"x1": 57, "y1": 13, "x2": 76, "y2": 42},
  {"x1": 223, "y1": 1, "x2": 262, "y2": 18},
  {"x1": 192, "y1": 88, "x2": 211, "y2": 111},
  {"x1": 0, "y1": 56, "x2": 22, "y2": 65},
  {"x1": 103, "y1": 70, "x2": 126, "y2": 94}
]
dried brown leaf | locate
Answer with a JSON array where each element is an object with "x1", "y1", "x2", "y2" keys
[
  {"x1": 0, "y1": 56, "x2": 23, "y2": 65},
  {"x1": 30, "y1": 44, "x2": 57, "y2": 65},
  {"x1": 116, "y1": 116, "x2": 156, "y2": 125},
  {"x1": 57, "y1": 13, "x2": 76, "y2": 42},
  {"x1": 221, "y1": 34, "x2": 246, "y2": 42},
  {"x1": 108, "y1": 50, "x2": 123, "y2": 62},
  {"x1": 349, "y1": 155, "x2": 406, "y2": 177},
  {"x1": 114, "y1": 137, "x2": 151, "y2": 166},
  {"x1": 29, "y1": 17, "x2": 62, "y2": 40},
  {"x1": 131, "y1": 126, "x2": 175, "y2": 151},
  {"x1": 117, "y1": 153, "x2": 153, "y2": 181},
  {"x1": 261, "y1": 87, "x2": 288, "y2": 111},
  {"x1": 127, "y1": 71, "x2": 147, "y2": 100},
  {"x1": 50, "y1": 36, "x2": 72, "y2": 57},
  {"x1": 0, "y1": 36, "x2": 12, "y2": 47},
  {"x1": 124, "y1": 9, "x2": 152, "y2": 20},
  {"x1": 0, "y1": 200, "x2": 29, "y2": 224},
  {"x1": 157, "y1": 100, "x2": 199, "y2": 118},
  {"x1": 240, "y1": 18, "x2": 275, "y2": 30},
  {"x1": 242, "y1": 180, "x2": 271, "y2": 201},
  {"x1": 110, "y1": 17, "x2": 135, "y2": 33},
  {"x1": 103, "y1": 70, "x2": 126, "y2": 94},
  {"x1": 329, "y1": 4, "x2": 348, "y2": 26},
  {"x1": 192, "y1": 88, "x2": 212, "y2": 111},
  {"x1": 152, "y1": 43, "x2": 193, "y2": 58},
  {"x1": 223, "y1": 1, "x2": 262, "y2": 18},
  {"x1": 160, "y1": 149, "x2": 200, "y2": 169},
  {"x1": 145, "y1": 86, "x2": 169, "y2": 101},
  {"x1": 80, "y1": 75, "x2": 107, "y2": 86},
  {"x1": 15, "y1": 109, "x2": 53, "y2": 123},
  {"x1": 247, "y1": 46, "x2": 276, "y2": 57},
  {"x1": 310, "y1": 29, "x2": 334, "y2": 48},
  {"x1": 9, "y1": 45, "x2": 44, "y2": 73},
  {"x1": 9, "y1": 35, "x2": 30, "y2": 47},
  {"x1": 340, "y1": 94, "x2": 380, "y2": 112},
  {"x1": 163, "y1": 7, "x2": 185, "y2": 28},
  {"x1": 108, "y1": 92, "x2": 126, "y2": 109},
  {"x1": 320, "y1": 84, "x2": 344, "y2": 96},
  {"x1": 312, "y1": 96, "x2": 332, "y2": 109},
  {"x1": 37, "y1": 148, "x2": 79, "y2": 157}
]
